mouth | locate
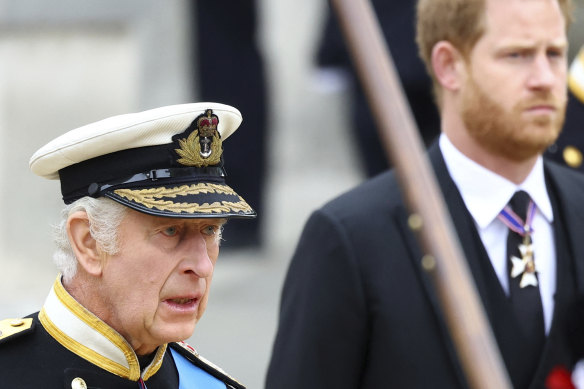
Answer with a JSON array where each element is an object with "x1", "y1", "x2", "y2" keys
[
  {"x1": 169, "y1": 298, "x2": 195, "y2": 304},
  {"x1": 523, "y1": 98, "x2": 559, "y2": 112},
  {"x1": 526, "y1": 104, "x2": 556, "y2": 113},
  {"x1": 163, "y1": 296, "x2": 200, "y2": 312}
]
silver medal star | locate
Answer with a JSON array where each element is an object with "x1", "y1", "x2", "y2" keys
[{"x1": 510, "y1": 243, "x2": 538, "y2": 288}]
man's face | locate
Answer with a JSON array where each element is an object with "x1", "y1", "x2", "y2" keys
[
  {"x1": 97, "y1": 209, "x2": 225, "y2": 355},
  {"x1": 460, "y1": 0, "x2": 568, "y2": 161}
]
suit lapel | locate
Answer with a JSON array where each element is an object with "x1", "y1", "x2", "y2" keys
[
  {"x1": 526, "y1": 161, "x2": 584, "y2": 386},
  {"x1": 545, "y1": 162, "x2": 584, "y2": 294},
  {"x1": 398, "y1": 143, "x2": 495, "y2": 314},
  {"x1": 394, "y1": 143, "x2": 497, "y2": 388},
  {"x1": 393, "y1": 203, "x2": 470, "y2": 389},
  {"x1": 429, "y1": 145, "x2": 494, "y2": 302}
]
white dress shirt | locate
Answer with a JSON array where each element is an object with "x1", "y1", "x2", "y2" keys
[{"x1": 439, "y1": 134, "x2": 556, "y2": 333}]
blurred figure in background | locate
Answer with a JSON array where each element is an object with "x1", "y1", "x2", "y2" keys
[
  {"x1": 545, "y1": 45, "x2": 584, "y2": 172},
  {"x1": 193, "y1": 0, "x2": 268, "y2": 249},
  {"x1": 314, "y1": 0, "x2": 440, "y2": 177}
]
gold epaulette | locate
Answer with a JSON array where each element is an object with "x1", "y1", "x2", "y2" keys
[
  {"x1": 0, "y1": 318, "x2": 33, "y2": 342},
  {"x1": 562, "y1": 145, "x2": 584, "y2": 169},
  {"x1": 569, "y1": 46, "x2": 584, "y2": 103}
]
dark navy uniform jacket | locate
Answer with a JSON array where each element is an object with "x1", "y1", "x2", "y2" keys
[{"x1": 0, "y1": 277, "x2": 245, "y2": 389}]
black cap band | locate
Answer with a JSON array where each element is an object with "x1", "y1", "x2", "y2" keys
[{"x1": 59, "y1": 142, "x2": 226, "y2": 204}]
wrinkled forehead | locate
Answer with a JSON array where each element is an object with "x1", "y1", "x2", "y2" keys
[{"x1": 481, "y1": 0, "x2": 567, "y2": 46}]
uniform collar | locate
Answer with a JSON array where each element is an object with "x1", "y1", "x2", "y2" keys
[
  {"x1": 440, "y1": 134, "x2": 553, "y2": 229},
  {"x1": 39, "y1": 276, "x2": 167, "y2": 381}
]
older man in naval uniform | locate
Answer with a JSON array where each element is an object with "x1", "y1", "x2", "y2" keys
[{"x1": 0, "y1": 103, "x2": 253, "y2": 388}]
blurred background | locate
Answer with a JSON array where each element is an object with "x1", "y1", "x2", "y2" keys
[{"x1": 0, "y1": 1, "x2": 583, "y2": 388}]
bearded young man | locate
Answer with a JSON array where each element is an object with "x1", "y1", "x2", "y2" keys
[
  {"x1": 266, "y1": 0, "x2": 584, "y2": 388},
  {"x1": 0, "y1": 103, "x2": 253, "y2": 388}
]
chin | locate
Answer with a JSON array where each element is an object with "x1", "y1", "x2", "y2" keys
[{"x1": 160, "y1": 323, "x2": 197, "y2": 344}]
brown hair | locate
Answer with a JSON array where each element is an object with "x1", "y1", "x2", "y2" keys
[{"x1": 416, "y1": 0, "x2": 573, "y2": 103}]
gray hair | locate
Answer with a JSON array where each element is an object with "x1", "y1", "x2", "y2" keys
[{"x1": 53, "y1": 197, "x2": 127, "y2": 283}]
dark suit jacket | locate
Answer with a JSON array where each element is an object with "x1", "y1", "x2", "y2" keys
[{"x1": 266, "y1": 144, "x2": 584, "y2": 388}]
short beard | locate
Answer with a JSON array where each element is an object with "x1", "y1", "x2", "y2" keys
[{"x1": 461, "y1": 75, "x2": 565, "y2": 162}]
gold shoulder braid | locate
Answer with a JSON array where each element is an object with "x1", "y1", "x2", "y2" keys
[{"x1": 0, "y1": 318, "x2": 33, "y2": 342}]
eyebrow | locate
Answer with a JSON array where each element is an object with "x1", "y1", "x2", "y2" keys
[
  {"x1": 156, "y1": 218, "x2": 228, "y2": 228},
  {"x1": 493, "y1": 39, "x2": 568, "y2": 56}
]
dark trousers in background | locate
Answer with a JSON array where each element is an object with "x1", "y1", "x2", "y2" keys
[
  {"x1": 316, "y1": 0, "x2": 440, "y2": 177},
  {"x1": 193, "y1": 0, "x2": 267, "y2": 248}
]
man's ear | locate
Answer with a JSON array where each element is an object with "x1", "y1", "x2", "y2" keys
[
  {"x1": 67, "y1": 211, "x2": 104, "y2": 276},
  {"x1": 431, "y1": 41, "x2": 466, "y2": 92}
]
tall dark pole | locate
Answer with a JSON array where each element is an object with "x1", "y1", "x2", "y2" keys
[{"x1": 329, "y1": 0, "x2": 512, "y2": 388}]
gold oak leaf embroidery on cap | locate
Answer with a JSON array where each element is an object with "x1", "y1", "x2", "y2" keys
[{"x1": 114, "y1": 183, "x2": 254, "y2": 214}]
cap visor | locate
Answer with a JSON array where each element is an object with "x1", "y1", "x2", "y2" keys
[{"x1": 105, "y1": 182, "x2": 256, "y2": 219}]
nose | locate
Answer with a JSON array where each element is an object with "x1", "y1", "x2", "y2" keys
[
  {"x1": 179, "y1": 232, "x2": 214, "y2": 278},
  {"x1": 527, "y1": 53, "x2": 558, "y2": 91}
]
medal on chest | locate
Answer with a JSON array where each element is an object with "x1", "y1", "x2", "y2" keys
[
  {"x1": 498, "y1": 200, "x2": 538, "y2": 288},
  {"x1": 509, "y1": 227, "x2": 538, "y2": 288}
]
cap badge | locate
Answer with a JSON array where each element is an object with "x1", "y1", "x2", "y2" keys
[{"x1": 175, "y1": 109, "x2": 222, "y2": 167}]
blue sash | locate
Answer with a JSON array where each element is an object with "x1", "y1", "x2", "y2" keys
[{"x1": 170, "y1": 348, "x2": 225, "y2": 389}]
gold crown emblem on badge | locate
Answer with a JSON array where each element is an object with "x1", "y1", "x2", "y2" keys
[{"x1": 175, "y1": 109, "x2": 223, "y2": 167}]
